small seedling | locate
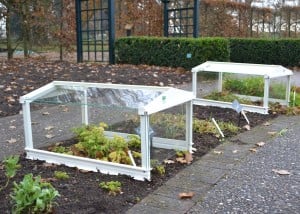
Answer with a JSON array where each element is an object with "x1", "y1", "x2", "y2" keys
[
  {"x1": 0, "y1": 155, "x2": 21, "y2": 192},
  {"x1": 54, "y1": 171, "x2": 69, "y2": 180},
  {"x1": 154, "y1": 165, "x2": 166, "y2": 176},
  {"x1": 99, "y1": 181, "x2": 122, "y2": 196}
]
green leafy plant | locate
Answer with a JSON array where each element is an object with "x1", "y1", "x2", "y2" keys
[
  {"x1": 150, "y1": 159, "x2": 165, "y2": 176},
  {"x1": 127, "y1": 134, "x2": 141, "y2": 149},
  {"x1": 150, "y1": 113, "x2": 186, "y2": 139},
  {"x1": 224, "y1": 76, "x2": 264, "y2": 97},
  {"x1": 54, "y1": 171, "x2": 69, "y2": 180},
  {"x1": 154, "y1": 165, "x2": 166, "y2": 176},
  {"x1": 193, "y1": 118, "x2": 239, "y2": 136},
  {"x1": 204, "y1": 91, "x2": 252, "y2": 104},
  {"x1": 51, "y1": 122, "x2": 139, "y2": 165},
  {"x1": 99, "y1": 181, "x2": 122, "y2": 196},
  {"x1": 10, "y1": 173, "x2": 60, "y2": 214},
  {"x1": 175, "y1": 150, "x2": 186, "y2": 157},
  {"x1": 0, "y1": 155, "x2": 21, "y2": 192}
]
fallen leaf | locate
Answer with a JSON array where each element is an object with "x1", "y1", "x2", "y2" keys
[
  {"x1": 243, "y1": 124, "x2": 251, "y2": 131},
  {"x1": 185, "y1": 152, "x2": 193, "y2": 164},
  {"x1": 45, "y1": 126, "x2": 54, "y2": 131},
  {"x1": 268, "y1": 131, "x2": 277, "y2": 136},
  {"x1": 256, "y1": 142, "x2": 265, "y2": 147},
  {"x1": 178, "y1": 192, "x2": 195, "y2": 199},
  {"x1": 4, "y1": 87, "x2": 12, "y2": 92},
  {"x1": 31, "y1": 121, "x2": 39, "y2": 125},
  {"x1": 41, "y1": 178, "x2": 58, "y2": 182},
  {"x1": 278, "y1": 128, "x2": 288, "y2": 136},
  {"x1": 176, "y1": 157, "x2": 187, "y2": 164},
  {"x1": 0, "y1": 164, "x2": 4, "y2": 170},
  {"x1": 213, "y1": 150, "x2": 223, "y2": 155},
  {"x1": 42, "y1": 112, "x2": 50, "y2": 115},
  {"x1": 7, "y1": 138, "x2": 17, "y2": 144},
  {"x1": 249, "y1": 148, "x2": 257, "y2": 153},
  {"x1": 6, "y1": 96, "x2": 16, "y2": 103},
  {"x1": 45, "y1": 134, "x2": 55, "y2": 139},
  {"x1": 272, "y1": 169, "x2": 291, "y2": 175},
  {"x1": 263, "y1": 122, "x2": 271, "y2": 126},
  {"x1": 43, "y1": 163, "x2": 56, "y2": 168},
  {"x1": 79, "y1": 169, "x2": 92, "y2": 173},
  {"x1": 163, "y1": 159, "x2": 175, "y2": 164}
]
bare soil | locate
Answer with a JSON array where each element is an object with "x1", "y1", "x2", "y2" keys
[{"x1": 0, "y1": 59, "x2": 276, "y2": 213}]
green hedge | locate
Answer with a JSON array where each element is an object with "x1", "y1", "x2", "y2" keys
[
  {"x1": 229, "y1": 38, "x2": 300, "y2": 67},
  {"x1": 115, "y1": 37, "x2": 230, "y2": 69}
]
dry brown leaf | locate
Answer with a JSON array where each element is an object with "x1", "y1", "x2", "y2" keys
[
  {"x1": 213, "y1": 150, "x2": 223, "y2": 155},
  {"x1": 6, "y1": 96, "x2": 16, "y2": 103},
  {"x1": 0, "y1": 164, "x2": 4, "y2": 170},
  {"x1": 243, "y1": 124, "x2": 251, "y2": 131},
  {"x1": 43, "y1": 162, "x2": 56, "y2": 168},
  {"x1": 41, "y1": 177, "x2": 58, "y2": 182},
  {"x1": 249, "y1": 148, "x2": 257, "y2": 153},
  {"x1": 42, "y1": 112, "x2": 50, "y2": 115},
  {"x1": 178, "y1": 192, "x2": 195, "y2": 199},
  {"x1": 79, "y1": 169, "x2": 92, "y2": 173},
  {"x1": 45, "y1": 134, "x2": 55, "y2": 139},
  {"x1": 163, "y1": 159, "x2": 175, "y2": 164},
  {"x1": 185, "y1": 152, "x2": 193, "y2": 164},
  {"x1": 7, "y1": 138, "x2": 17, "y2": 144},
  {"x1": 256, "y1": 142, "x2": 265, "y2": 147},
  {"x1": 4, "y1": 87, "x2": 12, "y2": 92},
  {"x1": 268, "y1": 131, "x2": 277, "y2": 136},
  {"x1": 272, "y1": 169, "x2": 291, "y2": 175},
  {"x1": 45, "y1": 126, "x2": 54, "y2": 131},
  {"x1": 263, "y1": 122, "x2": 271, "y2": 126},
  {"x1": 176, "y1": 157, "x2": 187, "y2": 164}
]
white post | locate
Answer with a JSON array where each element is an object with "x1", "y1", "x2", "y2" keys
[
  {"x1": 22, "y1": 101, "x2": 33, "y2": 149},
  {"x1": 185, "y1": 101, "x2": 193, "y2": 153},
  {"x1": 263, "y1": 75, "x2": 270, "y2": 109},
  {"x1": 81, "y1": 89, "x2": 88, "y2": 125},
  {"x1": 192, "y1": 71, "x2": 198, "y2": 97},
  {"x1": 218, "y1": 72, "x2": 223, "y2": 92},
  {"x1": 286, "y1": 75, "x2": 291, "y2": 105},
  {"x1": 140, "y1": 114, "x2": 151, "y2": 172}
]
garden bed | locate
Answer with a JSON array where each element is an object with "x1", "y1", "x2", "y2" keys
[{"x1": 0, "y1": 59, "x2": 277, "y2": 213}]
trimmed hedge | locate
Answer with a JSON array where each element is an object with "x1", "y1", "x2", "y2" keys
[
  {"x1": 229, "y1": 38, "x2": 300, "y2": 67},
  {"x1": 115, "y1": 37, "x2": 230, "y2": 69}
]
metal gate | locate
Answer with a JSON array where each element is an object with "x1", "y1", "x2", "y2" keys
[
  {"x1": 75, "y1": 0, "x2": 115, "y2": 63},
  {"x1": 163, "y1": 0, "x2": 199, "y2": 38}
]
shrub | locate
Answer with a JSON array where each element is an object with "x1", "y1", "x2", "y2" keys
[{"x1": 116, "y1": 37, "x2": 230, "y2": 69}]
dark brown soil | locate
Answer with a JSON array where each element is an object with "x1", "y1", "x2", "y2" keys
[{"x1": 0, "y1": 59, "x2": 276, "y2": 213}]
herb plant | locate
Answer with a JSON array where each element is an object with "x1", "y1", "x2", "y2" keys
[
  {"x1": 54, "y1": 171, "x2": 69, "y2": 180},
  {"x1": 99, "y1": 181, "x2": 122, "y2": 196},
  {"x1": 11, "y1": 173, "x2": 60, "y2": 214},
  {"x1": 0, "y1": 155, "x2": 21, "y2": 192}
]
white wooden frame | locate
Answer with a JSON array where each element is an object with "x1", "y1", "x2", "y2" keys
[
  {"x1": 192, "y1": 61, "x2": 293, "y2": 114},
  {"x1": 20, "y1": 81, "x2": 195, "y2": 181}
]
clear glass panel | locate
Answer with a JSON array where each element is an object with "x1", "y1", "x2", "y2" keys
[
  {"x1": 31, "y1": 86, "x2": 163, "y2": 111},
  {"x1": 150, "y1": 104, "x2": 186, "y2": 140}
]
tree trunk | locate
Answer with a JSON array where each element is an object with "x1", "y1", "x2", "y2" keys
[
  {"x1": 6, "y1": 6, "x2": 13, "y2": 59},
  {"x1": 22, "y1": 1, "x2": 30, "y2": 58}
]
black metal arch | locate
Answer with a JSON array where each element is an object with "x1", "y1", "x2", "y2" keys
[
  {"x1": 162, "y1": 0, "x2": 199, "y2": 38},
  {"x1": 75, "y1": 0, "x2": 115, "y2": 63}
]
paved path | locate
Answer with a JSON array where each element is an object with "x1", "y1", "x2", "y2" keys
[{"x1": 126, "y1": 115, "x2": 300, "y2": 214}]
